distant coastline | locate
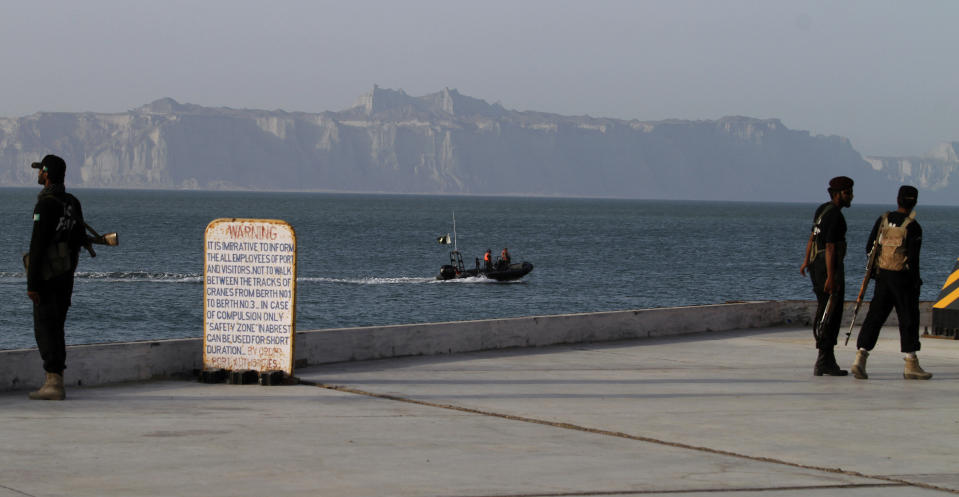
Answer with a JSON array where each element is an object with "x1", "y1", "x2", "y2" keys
[
  {"x1": 2, "y1": 87, "x2": 956, "y2": 205},
  {"x1": 4, "y1": 185, "x2": 958, "y2": 208}
]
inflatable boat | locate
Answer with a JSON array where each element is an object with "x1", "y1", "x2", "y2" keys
[{"x1": 436, "y1": 250, "x2": 533, "y2": 281}]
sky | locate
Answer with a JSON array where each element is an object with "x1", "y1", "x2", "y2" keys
[{"x1": 1, "y1": 0, "x2": 956, "y2": 157}]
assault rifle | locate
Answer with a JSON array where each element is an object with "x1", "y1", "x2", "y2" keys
[
  {"x1": 815, "y1": 293, "x2": 839, "y2": 343},
  {"x1": 845, "y1": 230, "x2": 882, "y2": 346},
  {"x1": 21, "y1": 223, "x2": 117, "y2": 274},
  {"x1": 82, "y1": 223, "x2": 118, "y2": 258}
]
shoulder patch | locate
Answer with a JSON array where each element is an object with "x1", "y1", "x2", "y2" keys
[{"x1": 33, "y1": 213, "x2": 40, "y2": 222}]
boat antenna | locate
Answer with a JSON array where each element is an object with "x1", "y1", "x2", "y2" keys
[{"x1": 452, "y1": 210, "x2": 458, "y2": 252}]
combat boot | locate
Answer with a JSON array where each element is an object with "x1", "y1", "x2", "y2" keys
[
  {"x1": 28, "y1": 372, "x2": 65, "y2": 401},
  {"x1": 814, "y1": 349, "x2": 848, "y2": 376},
  {"x1": 851, "y1": 349, "x2": 869, "y2": 379},
  {"x1": 903, "y1": 356, "x2": 932, "y2": 380}
]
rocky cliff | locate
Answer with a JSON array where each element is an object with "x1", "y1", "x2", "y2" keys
[
  {"x1": 0, "y1": 86, "x2": 948, "y2": 203},
  {"x1": 864, "y1": 142, "x2": 959, "y2": 204}
]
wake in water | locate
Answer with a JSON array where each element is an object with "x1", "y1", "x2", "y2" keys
[
  {"x1": 1, "y1": 272, "x2": 526, "y2": 285},
  {"x1": 299, "y1": 276, "x2": 509, "y2": 285},
  {"x1": 301, "y1": 276, "x2": 434, "y2": 285},
  {"x1": 2, "y1": 271, "x2": 204, "y2": 283},
  {"x1": 79, "y1": 271, "x2": 203, "y2": 283},
  {"x1": 1, "y1": 272, "x2": 516, "y2": 285}
]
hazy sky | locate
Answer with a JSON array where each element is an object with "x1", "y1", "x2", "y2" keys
[{"x1": 1, "y1": 0, "x2": 956, "y2": 156}]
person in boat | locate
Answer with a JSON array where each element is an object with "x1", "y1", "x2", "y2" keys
[
  {"x1": 799, "y1": 176, "x2": 853, "y2": 377},
  {"x1": 484, "y1": 249, "x2": 492, "y2": 271},
  {"x1": 850, "y1": 185, "x2": 931, "y2": 380},
  {"x1": 499, "y1": 247, "x2": 511, "y2": 270}
]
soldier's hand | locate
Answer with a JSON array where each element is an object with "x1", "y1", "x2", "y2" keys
[
  {"x1": 27, "y1": 291, "x2": 39, "y2": 305},
  {"x1": 800, "y1": 261, "x2": 808, "y2": 276},
  {"x1": 824, "y1": 276, "x2": 835, "y2": 294}
]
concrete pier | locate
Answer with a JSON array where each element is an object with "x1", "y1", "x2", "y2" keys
[
  {"x1": 2, "y1": 301, "x2": 955, "y2": 496},
  {"x1": 0, "y1": 300, "x2": 933, "y2": 391}
]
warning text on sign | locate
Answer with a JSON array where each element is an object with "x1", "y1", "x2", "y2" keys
[{"x1": 203, "y1": 219, "x2": 296, "y2": 375}]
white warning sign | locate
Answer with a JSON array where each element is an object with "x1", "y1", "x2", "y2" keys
[{"x1": 203, "y1": 219, "x2": 296, "y2": 374}]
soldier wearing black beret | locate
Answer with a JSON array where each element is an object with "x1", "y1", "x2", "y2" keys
[
  {"x1": 850, "y1": 185, "x2": 932, "y2": 380},
  {"x1": 800, "y1": 176, "x2": 854, "y2": 376},
  {"x1": 26, "y1": 154, "x2": 87, "y2": 400}
]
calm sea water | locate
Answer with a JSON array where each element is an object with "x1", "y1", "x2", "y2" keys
[{"x1": 1, "y1": 188, "x2": 957, "y2": 350}]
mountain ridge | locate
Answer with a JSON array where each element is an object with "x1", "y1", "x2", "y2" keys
[{"x1": 1, "y1": 87, "x2": 955, "y2": 204}]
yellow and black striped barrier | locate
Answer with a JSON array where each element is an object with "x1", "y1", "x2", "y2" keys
[{"x1": 931, "y1": 257, "x2": 959, "y2": 338}]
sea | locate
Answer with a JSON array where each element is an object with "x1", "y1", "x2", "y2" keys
[{"x1": 1, "y1": 187, "x2": 957, "y2": 351}]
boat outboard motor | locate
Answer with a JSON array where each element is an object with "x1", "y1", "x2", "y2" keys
[{"x1": 438, "y1": 264, "x2": 457, "y2": 280}]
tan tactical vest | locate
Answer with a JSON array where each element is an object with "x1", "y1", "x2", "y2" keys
[{"x1": 876, "y1": 211, "x2": 915, "y2": 271}]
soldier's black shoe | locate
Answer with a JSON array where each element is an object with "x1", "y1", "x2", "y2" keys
[
  {"x1": 814, "y1": 349, "x2": 848, "y2": 376},
  {"x1": 815, "y1": 363, "x2": 849, "y2": 376}
]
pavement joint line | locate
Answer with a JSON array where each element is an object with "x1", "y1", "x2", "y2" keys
[
  {"x1": 309, "y1": 381, "x2": 959, "y2": 495},
  {"x1": 0, "y1": 484, "x2": 36, "y2": 497},
  {"x1": 441, "y1": 482, "x2": 902, "y2": 496}
]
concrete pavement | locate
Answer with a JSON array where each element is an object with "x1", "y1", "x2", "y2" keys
[{"x1": 2, "y1": 325, "x2": 958, "y2": 496}]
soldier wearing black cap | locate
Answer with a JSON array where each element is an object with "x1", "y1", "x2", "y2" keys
[
  {"x1": 25, "y1": 154, "x2": 87, "y2": 400},
  {"x1": 850, "y1": 185, "x2": 932, "y2": 380},
  {"x1": 800, "y1": 176, "x2": 854, "y2": 376}
]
